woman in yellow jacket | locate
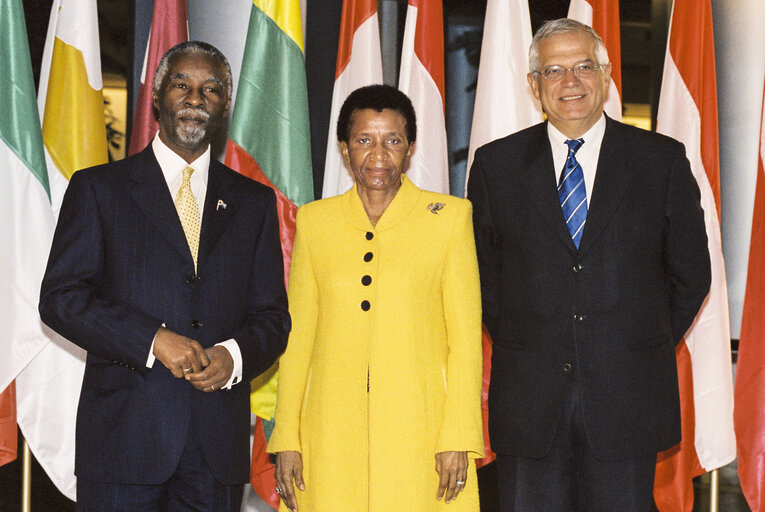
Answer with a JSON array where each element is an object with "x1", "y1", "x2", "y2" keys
[{"x1": 268, "y1": 85, "x2": 483, "y2": 511}]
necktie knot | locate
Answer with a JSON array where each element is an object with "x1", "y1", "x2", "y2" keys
[
  {"x1": 182, "y1": 166, "x2": 194, "y2": 183},
  {"x1": 565, "y1": 138, "x2": 584, "y2": 154}
]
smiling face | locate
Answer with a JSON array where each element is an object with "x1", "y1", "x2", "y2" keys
[
  {"x1": 527, "y1": 30, "x2": 611, "y2": 139},
  {"x1": 153, "y1": 51, "x2": 231, "y2": 163},
  {"x1": 340, "y1": 108, "x2": 413, "y2": 197}
]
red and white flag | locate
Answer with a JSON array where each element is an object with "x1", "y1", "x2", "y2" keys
[
  {"x1": 321, "y1": 0, "x2": 383, "y2": 198},
  {"x1": 653, "y1": 1, "x2": 736, "y2": 510},
  {"x1": 735, "y1": 77, "x2": 765, "y2": 512},
  {"x1": 466, "y1": 0, "x2": 542, "y2": 184},
  {"x1": 567, "y1": 0, "x2": 622, "y2": 120},
  {"x1": 465, "y1": 0, "x2": 541, "y2": 468},
  {"x1": 397, "y1": 0, "x2": 448, "y2": 194},
  {"x1": 128, "y1": 0, "x2": 188, "y2": 155}
]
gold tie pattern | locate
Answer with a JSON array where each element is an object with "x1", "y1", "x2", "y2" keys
[{"x1": 175, "y1": 166, "x2": 201, "y2": 270}]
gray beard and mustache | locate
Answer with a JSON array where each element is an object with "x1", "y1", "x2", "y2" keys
[{"x1": 175, "y1": 108, "x2": 211, "y2": 146}]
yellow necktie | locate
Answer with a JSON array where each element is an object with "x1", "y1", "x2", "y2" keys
[{"x1": 175, "y1": 166, "x2": 201, "y2": 270}]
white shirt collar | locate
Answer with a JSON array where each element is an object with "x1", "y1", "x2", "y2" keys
[
  {"x1": 151, "y1": 132, "x2": 211, "y2": 186},
  {"x1": 546, "y1": 113, "x2": 606, "y2": 150}
]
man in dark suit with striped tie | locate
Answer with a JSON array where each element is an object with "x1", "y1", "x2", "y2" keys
[
  {"x1": 468, "y1": 19, "x2": 711, "y2": 511},
  {"x1": 39, "y1": 41, "x2": 290, "y2": 511}
]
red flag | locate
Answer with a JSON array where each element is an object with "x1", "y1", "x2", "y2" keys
[
  {"x1": 127, "y1": 0, "x2": 188, "y2": 155},
  {"x1": 653, "y1": 1, "x2": 735, "y2": 510},
  {"x1": 0, "y1": 383, "x2": 16, "y2": 467},
  {"x1": 250, "y1": 417, "x2": 279, "y2": 510},
  {"x1": 321, "y1": 0, "x2": 383, "y2": 198},
  {"x1": 735, "y1": 78, "x2": 765, "y2": 512},
  {"x1": 398, "y1": 0, "x2": 448, "y2": 194},
  {"x1": 567, "y1": 0, "x2": 622, "y2": 120}
]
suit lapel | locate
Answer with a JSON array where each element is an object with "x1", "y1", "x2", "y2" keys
[
  {"x1": 578, "y1": 118, "x2": 636, "y2": 254},
  {"x1": 129, "y1": 148, "x2": 192, "y2": 264},
  {"x1": 198, "y1": 161, "x2": 235, "y2": 270},
  {"x1": 521, "y1": 123, "x2": 579, "y2": 255}
]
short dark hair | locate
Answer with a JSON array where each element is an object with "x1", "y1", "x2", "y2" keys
[
  {"x1": 153, "y1": 41, "x2": 233, "y2": 100},
  {"x1": 336, "y1": 84, "x2": 417, "y2": 144}
]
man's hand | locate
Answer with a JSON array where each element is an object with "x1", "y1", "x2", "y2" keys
[
  {"x1": 185, "y1": 345, "x2": 233, "y2": 392},
  {"x1": 153, "y1": 326, "x2": 209, "y2": 378},
  {"x1": 274, "y1": 450, "x2": 304, "y2": 511},
  {"x1": 435, "y1": 451, "x2": 468, "y2": 503}
]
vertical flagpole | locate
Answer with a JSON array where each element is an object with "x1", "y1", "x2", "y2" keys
[
  {"x1": 22, "y1": 439, "x2": 31, "y2": 512},
  {"x1": 709, "y1": 469, "x2": 719, "y2": 512}
]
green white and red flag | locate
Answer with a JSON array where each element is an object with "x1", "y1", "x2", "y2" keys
[{"x1": 0, "y1": 0, "x2": 56, "y2": 470}]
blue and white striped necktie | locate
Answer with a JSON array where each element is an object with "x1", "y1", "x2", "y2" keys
[{"x1": 558, "y1": 138, "x2": 587, "y2": 248}]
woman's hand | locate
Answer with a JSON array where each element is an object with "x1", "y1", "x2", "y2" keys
[
  {"x1": 435, "y1": 450, "x2": 468, "y2": 503},
  {"x1": 274, "y1": 451, "x2": 304, "y2": 511}
]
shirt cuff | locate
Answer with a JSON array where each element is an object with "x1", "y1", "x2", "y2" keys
[
  {"x1": 147, "y1": 324, "x2": 165, "y2": 368},
  {"x1": 216, "y1": 339, "x2": 242, "y2": 389}
]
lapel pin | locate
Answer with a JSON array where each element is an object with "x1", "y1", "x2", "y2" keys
[
  {"x1": 427, "y1": 202, "x2": 445, "y2": 214},
  {"x1": 216, "y1": 199, "x2": 227, "y2": 211}
]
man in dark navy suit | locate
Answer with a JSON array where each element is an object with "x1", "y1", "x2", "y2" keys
[
  {"x1": 468, "y1": 19, "x2": 711, "y2": 511},
  {"x1": 40, "y1": 41, "x2": 290, "y2": 511}
]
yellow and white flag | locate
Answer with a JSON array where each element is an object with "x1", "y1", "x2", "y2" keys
[{"x1": 18, "y1": 0, "x2": 108, "y2": 500}]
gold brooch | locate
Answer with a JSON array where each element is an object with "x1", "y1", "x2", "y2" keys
[{"x1": 427, "y1": 202, "x2": 445, "y2": 214}]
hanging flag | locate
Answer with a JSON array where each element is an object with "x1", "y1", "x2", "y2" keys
[
  {"x1": 465, "y1": 0, "x2": 542, "y2": 186},
  {"x1": 465, "y1": 0, "x2": 542, "y2": 468},
  {"x1": 0, "y1": 0, "x2": 56, "y2": 472},
  {"x1": 128, "y1": 0, "x2": 188, "y2": 155},
  {"x1": 16, "y1": 0, "x2": 107, "y2": 500},
  {"x1": 653, "y1": 1, "x2": 736, "y2": 510},
  {"x1": 0, "y1": 383, "x2": 16, "y2": 466},
  {"x1": 567, "y1": 0, "x2": 622, "y2": 120},
  {"x1": 735, "y1": 77, "x2": 765, "y2": 512},
  {"x1": 222, "y1": 0, "x2": 313, "y2": 507},
  {"x1": 321, "y1": 0, "x2": 383, "y2": 198},
  {"x1": 397, "y1": 0, "x2": 448, "y2": 194},
  {"x1": 0, "y1": 0, "x2": 55, "y2": 407}
]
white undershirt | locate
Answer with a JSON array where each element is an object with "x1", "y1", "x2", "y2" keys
[{"x1": 547, "y1": 114, "x2": 607, "y2": 204}]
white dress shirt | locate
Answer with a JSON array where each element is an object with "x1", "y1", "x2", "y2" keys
[
  {"x1": 146, "y1": 133, "x2": 243, "y2": 389},
  {"x1": 547, "y1": 114, "x2": 607, "y2": 204}
]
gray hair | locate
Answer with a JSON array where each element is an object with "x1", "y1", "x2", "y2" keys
[
  {"x1": 528, "y1": 18, "x2": 610, "y2": 73},
  {"x1": 153, "y1": 41, "x2": 232, "y2": 100}
]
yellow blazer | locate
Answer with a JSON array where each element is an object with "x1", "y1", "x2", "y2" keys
[{"x1": 269, "y1": 176, "x2": 483, "y2": 511}]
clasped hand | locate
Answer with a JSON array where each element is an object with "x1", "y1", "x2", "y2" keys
[{"x1": 153, "y1": 326, "x2": 233, "y2": 392}]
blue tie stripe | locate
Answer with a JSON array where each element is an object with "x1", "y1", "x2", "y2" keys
[{"x1": 558, "y1": 138, "x2": 587, "y2": 248}]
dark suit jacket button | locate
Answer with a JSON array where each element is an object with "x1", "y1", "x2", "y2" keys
[
  {"x1": 364, "y1": 252, "x2": 373, "y2": 262},
  {"x1": 361, "y1": 275, "x2": 372, "y2": 286},
  {"x1": 186, "y1": 274, "x2": 196, "y2": 284},
  {"x1": 191, "y1": 320, "x2": 203, "y2": 328},
  {"x1": 572, "y1": 264, "x2": 583, "y2": 273},
  {"x1": 361, "y1": 300, "x2": 371, "y2": 311},
  {"x1": 563, "y1": 362, "x2": 573, "y2": 373},
  {"x1": 574, "y1": 314, "x2": 584, "y2": 322},
  {"x1": 366, "y1": 232, "x2": 374, "y2": 240}
]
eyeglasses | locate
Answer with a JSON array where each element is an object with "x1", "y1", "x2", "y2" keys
[{"x1": 533, "y1": 62, "x2": 604, "y2": 81}]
